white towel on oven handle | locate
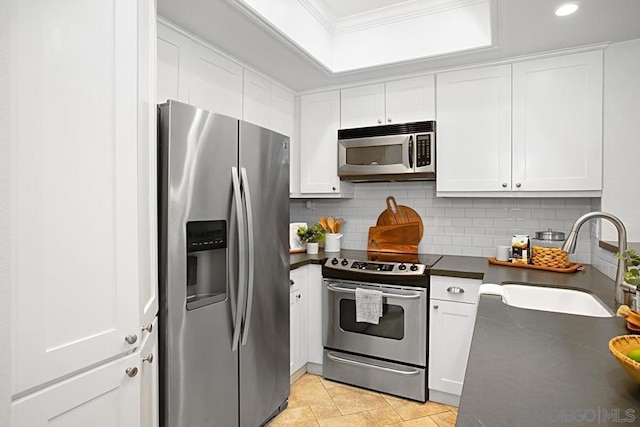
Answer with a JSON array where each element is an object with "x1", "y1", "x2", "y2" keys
[{"x1": 355, "y1": 287, "x2": 383, "y2": 324}]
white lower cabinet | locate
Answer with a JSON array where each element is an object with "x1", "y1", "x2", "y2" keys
[
  {"x1": 140, "y1": 318, "x2": 159, "y2": 427},
  {"x1": 429, "y1": 276, "x2": 481, "y2": 406},
  {"x1": 306, "y1": 265, "x2": 323, "y2": 371},
  {"x1": 12, "y1": 352, "x2": 141, "y2": 427},
  {"x1": 290, "y1": 267, "x2": 308, "y2": 377}
]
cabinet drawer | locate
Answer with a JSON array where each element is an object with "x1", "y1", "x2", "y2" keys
[{"x1": 431, "y1": 276, "x2": 481, "y2": 303}]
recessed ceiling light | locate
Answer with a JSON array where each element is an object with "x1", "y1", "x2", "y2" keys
[{"x1": 555, "y1": 2, "x2": 579, "y2": 17}]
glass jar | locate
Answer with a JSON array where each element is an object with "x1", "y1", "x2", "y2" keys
[{"x1": 531, "y1": 229, "x2": 569, "y2": 268}]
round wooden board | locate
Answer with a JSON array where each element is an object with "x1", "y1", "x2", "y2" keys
[{"x1": 376, "y1": 206, "x2": 424, "y2": 239}]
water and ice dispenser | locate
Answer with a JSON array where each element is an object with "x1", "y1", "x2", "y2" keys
[{"x1": 185, "y1": 220, "x2": 227, "y2": 310}]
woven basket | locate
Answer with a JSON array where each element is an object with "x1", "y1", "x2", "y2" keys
[{"x1": 609, "y1": 335, "x2": 640, "y2": 384}]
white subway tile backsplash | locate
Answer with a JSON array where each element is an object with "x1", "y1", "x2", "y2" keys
[{"x1": 290, "y1": 181, "x2": 599, "y2": 263}]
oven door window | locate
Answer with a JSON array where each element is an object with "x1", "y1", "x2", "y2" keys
[{"x1": 338, "y1": 299, "x2": 404, "y2": 340}]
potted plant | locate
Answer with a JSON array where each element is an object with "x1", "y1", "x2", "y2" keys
[
  {"x1": 297, "y1": 224, "x2": 325, "y2": 255},
  {"x1": 617, "y1": 247, "x2": 640, "y2": 288}
]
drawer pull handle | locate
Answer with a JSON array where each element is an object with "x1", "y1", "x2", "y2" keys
[
  {"x1": 447, "y1": 286, "x2": 465, "y2": 294},
  {"x1": 327, "y1": 352, "x2": 420, "y2": 376}
]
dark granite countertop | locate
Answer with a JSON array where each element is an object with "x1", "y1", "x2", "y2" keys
[{"x1": 431, "y1": 256, "x2": 640, "y2": 427}]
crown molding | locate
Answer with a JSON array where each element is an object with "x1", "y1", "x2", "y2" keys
[
  {"x1": 298, "y1": 0, "x2": 337, "y2": 33},
  {"x1": 335, "y1": 0, "x2": 488, "y2": 35}
]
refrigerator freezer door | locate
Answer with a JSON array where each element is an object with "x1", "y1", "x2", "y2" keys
[
  {"x1": 238, "y1": 122, "x2": 290, "y2": 427},
  {"x1": 158, "y1": 101, "x2": 239, "y2": 427}
]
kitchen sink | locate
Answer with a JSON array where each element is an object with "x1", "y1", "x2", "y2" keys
[{"x1": 479, "y1": 283, "x2": 614, "y2": 317}]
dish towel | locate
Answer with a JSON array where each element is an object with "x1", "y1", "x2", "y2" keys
[{"x1": 355, "y1": 288, "x2": 383, "y2": 324}]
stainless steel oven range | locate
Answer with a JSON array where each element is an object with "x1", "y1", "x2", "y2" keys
[{"x1": 322, "y1": 254, "x2": 442, "y2": 402}]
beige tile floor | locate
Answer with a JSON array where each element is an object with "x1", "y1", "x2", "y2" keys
[{"x1": 268, "y1": 374, "x2": 457, "y2": 427}]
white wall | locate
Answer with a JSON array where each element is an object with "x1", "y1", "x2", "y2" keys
[
  {"x1": 0, "y1": 0, "x2": 11, "y2": 425},
  {"x1": 601, "y1": 38, "x2": 640, "y2": 243},
  {"x1": 291, "y1": 181, "x2": 594, "y2": 263}
]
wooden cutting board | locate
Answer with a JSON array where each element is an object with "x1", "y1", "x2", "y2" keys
[
  {"x1": 376, "y1": 196, "x2": 423, "y2": 239},
  {"x1": 367, "y1": 223, "x2": 421, "y2": 254}
]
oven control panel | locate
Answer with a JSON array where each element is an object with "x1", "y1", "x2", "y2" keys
[{"x1": 324, "y1": 258, "x2": 426, "y2": 276}]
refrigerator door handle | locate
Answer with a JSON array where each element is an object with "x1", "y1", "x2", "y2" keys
[
  {"x1": 240, "y1": 167, "x2": 255, "y2": 346},
  {"x1": 231, "y1": 166, "x2": 247, "y2": 352}
]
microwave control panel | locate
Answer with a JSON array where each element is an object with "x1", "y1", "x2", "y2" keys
[{"x1": 416, "y1": 134, "x2": 431, "y2": 167}]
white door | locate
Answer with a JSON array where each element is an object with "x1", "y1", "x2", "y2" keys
[
  {"x1": 436, "y1": 65, "x2": 512, "y2": 192},
  {"x1": 156, "y1": 22, "x2": 190, "y2": 104},
  {"x1": 429, "y1": 300, "x2": 476, "y2": 396},
  {"x1": 340, "y1": 84, "x2": 385, "y2": 128},
  {"x1": 243, "y1": 70, "x2": 272, "y2": 129},
  {"x1": 12, "y1": 352, "x2": 140, "y2": 427},
  {"x1": 140, "y1": 318, "x2": 158, "y2": 427},
  {"x1": 385, "y1": 75, "x2": 436, "y2": 124},
  {"x1": 188, "y1": 43, "x2": 243, "y2": 118},
  {"x1": 300, "y1": 91, "x2": 342, "y2": 193},
  {"x1": 512, "y1": 51, "x2": 603, "y2": 191},
  {"x1": 290, "y1": 290, "x2": 300, "y2": 375},
  {"x1": 270, "y1": 84, "x2": 295, "y2": 137},
  {"x1": 306, "y1": 265, "x2": 323, "y2": 365},
  {"x1": 11, "y1": 0, "x2": 141, "y2": 393}
]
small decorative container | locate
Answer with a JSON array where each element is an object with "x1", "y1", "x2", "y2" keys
[
  {"x1": 609, "y1": 335, "x2": 640, "y2": 384},
  {"x1": 531, "y1": 229, "x2": 570, "y2": 268}
]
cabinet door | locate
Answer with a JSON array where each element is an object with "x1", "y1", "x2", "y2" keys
[
  {"x1": 307, "y1": 265, "x2": 323, "y2": 365},
  {"x1": 11, "y1": 0, "x2": 140, "y2": 394},
  {"x1": 157, "y1": 22, "x2": 190, "y2": 104},
  {"x1": 140, "y1": 318, "x2": 158, "y2": 427},
  {"x1": 188, "y1": 43, "x2": 243, "y2": 118},
  {"x1": 429, "y1": 300, "x2": 477, "y2": 396},
  {"x1": 12, "y1": 352, "x2": 140, "y2": 427},
  {"x1": 271, "y1": 84, "x2": 295, "y2": 137},
  {"x1": 436, "y1": 65, "x2": 512, "y2": 192},
  {"x1": 340, "y1": 83, "x2": 385, "y2": 128},
  {"x1": 243, "y1": 69, "x2": 272, "y2": 129},
  {"x1": 385, "y1": 75, "x2": 435, "y2": 124},
  {"x1": 512, "y1": 51, "x2": 603, "y2": 191},
  {"x1": 300, "y1": 91, "x2": 342, "y2": 193},
  {"x1": 290, "y1": 291, "x2": 300, "y2": 375}
]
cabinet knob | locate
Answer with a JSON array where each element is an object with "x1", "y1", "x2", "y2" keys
[
  {"x1": 515, "y1": 183, "x2": 522, "y2": 188},
  {"x1": 296, "y1": 294, "x2": 301, "y2": 300},
  {"x1": 502, "y1": 183, "x2": 508, "y2": 188},
  {"x1": 377, "y1": 119, "x2": 382, "y2": 124},
  {"x1": 126, "y1": 367, "x2": 139, "y2": 378},
  {"x1": 143, "y1": 354, "x2": 154, "y2": 364},
  {"x1": 142, "y1": 323, "x2": 153, "y2": 333},
  {"x1": 125, "y1": 334, "x2": 138, "y2": 345},
  {"x1": 290, "y1": 280, "x2": 294, "y2": 286},
  {"x1": 433, "y1": 305, "x2": 439, "y2": 310},
  {"x1": 332, "y1": 186, "x2": 336, "y2": 191},
  {"x1": 387, "y1": 118, "x2": 392, "y2": 123}
]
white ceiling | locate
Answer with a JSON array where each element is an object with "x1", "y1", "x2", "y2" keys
[{"x1": 158, "y1": 0, "x2": 640, "y2": 92}]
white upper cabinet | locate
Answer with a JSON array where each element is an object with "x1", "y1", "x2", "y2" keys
[
  {"x1": 436, "y1": 65, "x2": 512, "y2": 193},
  {"x1": 437, "y1": 50, "x2": 603, "y2": 196},
  {"x1": 243, "y1": 69, "x2": 295, "y2": 136},
  {"x1": 188, "y1": 43, "x2": 243, "y2": 119},
  {"x1": 300, "y1": 90, "x2": 344, "y2": 194},
  {"x1": 512, "y1": 50, "x2": 603, "y2": 192},
  {"x1": 340, "y1": 75, "x2": 435, "y2": 128},
  {"x1": 11, "y1": 0, "x2": 144, "y2": 394},
  {"x1": 385, "y1": 75, "x2": 436, "y2": 124},
  {"x1": 340, "y1": 83, "x2": 386, "y2": 128},
  {"x1": 157, "y1": 22, "x2": 190, "y2": 104}
]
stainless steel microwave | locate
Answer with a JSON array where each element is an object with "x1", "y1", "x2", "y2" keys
[{"x1": 338, "y1": 121, "x2": 435, "y2": 182}]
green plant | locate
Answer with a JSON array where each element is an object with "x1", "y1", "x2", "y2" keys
[
  {"x1": 296, "y1": 224, "x2": 325, "y2": 244},
  {"x1": 617, "y1": 247, "x2": 640, "y2": 287}
]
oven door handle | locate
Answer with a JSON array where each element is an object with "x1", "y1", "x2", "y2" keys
[
  {"x1": 326, "y1": 284, "x2": 422, "y2": 300},
  {"x1": 327, "y1": 352, "x2": 421, "y2": 376}
]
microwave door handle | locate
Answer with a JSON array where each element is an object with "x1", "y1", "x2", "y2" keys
[{"x1": 408, "y1": 135, "x2": 414, "y2": 170}]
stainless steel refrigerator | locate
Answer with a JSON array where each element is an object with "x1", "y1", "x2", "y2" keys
[{"x1": 158, "y1": 100, "x2": 290, "y2": 427}]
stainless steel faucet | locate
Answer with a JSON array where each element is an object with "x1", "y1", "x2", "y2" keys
[{"x1": 562, "y1": 211, "x2": 630, "y2": 305}]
